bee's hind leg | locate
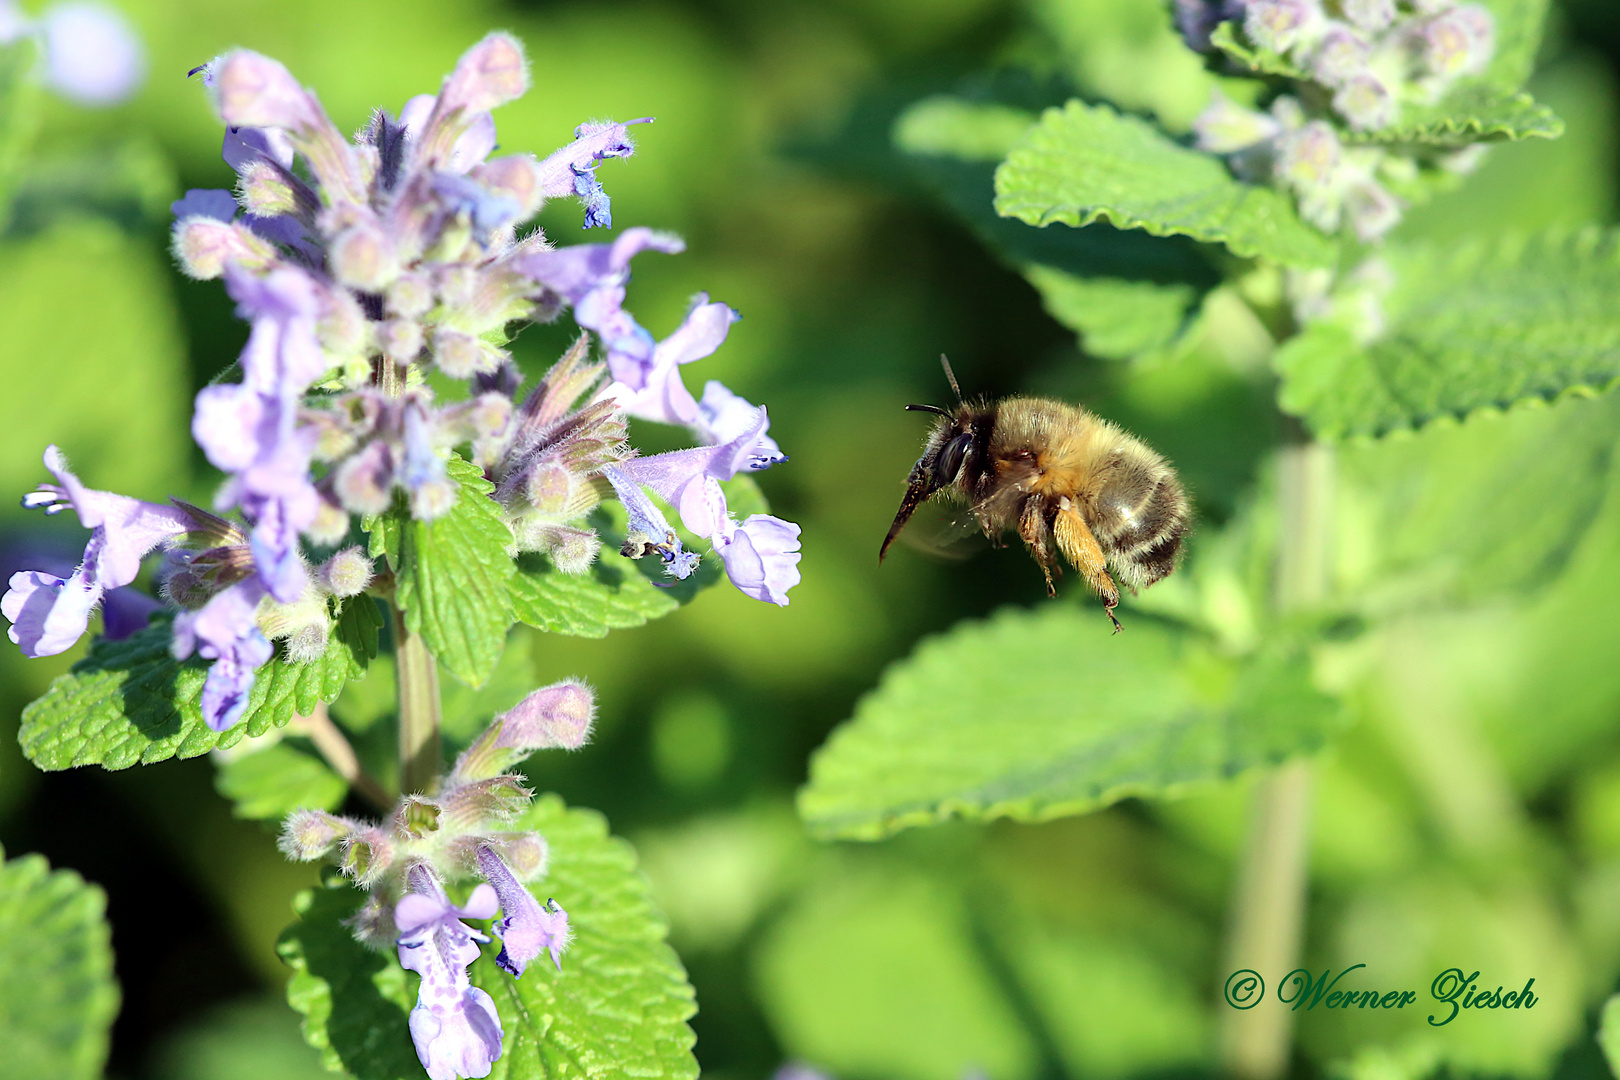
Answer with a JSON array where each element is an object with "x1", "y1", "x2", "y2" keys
[
  {"x1": 1052, "y1": 497, "x2": 1123, "y2": 632},
  {"x1": 1016, "y1": 497, "x2": 1062, "y2": 597}
]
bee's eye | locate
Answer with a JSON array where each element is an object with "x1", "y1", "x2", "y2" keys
[{"x1": 935, "y1": 432, "x2": 972, "y2": 483}]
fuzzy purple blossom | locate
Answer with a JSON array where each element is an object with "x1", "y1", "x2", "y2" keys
[
  {"x1": 476, "y1": 845, "x2": 571, "y2": 976},
  {"x1": 396, "y1": 871, "x2": 504, "y2": 1080},
  {"x1": 171, "y1": 575, "x2": 272, "y2": 731},
  {"x1": 2, "y1": 446, "x2": 193, "y2": 657}
]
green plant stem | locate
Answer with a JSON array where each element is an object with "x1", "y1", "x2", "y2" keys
[
  {"x1": 294, "y1": 703, "x2": 391, "y2": 811},
  {"x1": 393, "y1": 603, "x2": 441, "y2": 795},
  {"x1": 1219, "y1": 437, "x2": 1333, "y2": 1080}
]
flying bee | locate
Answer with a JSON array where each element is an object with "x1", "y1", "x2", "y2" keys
[{"x1": 881, "y1": 358, "x2": 1190, "y2": 632}]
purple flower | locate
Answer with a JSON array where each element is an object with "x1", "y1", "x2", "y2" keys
[
  {"x1": 171, "y1": 577, "x2": 272, "y2": 732},
  {"x1": 694, "y1": 381, "x2": 786, "y2": 467},
  {"x1": 2, "y1": 446, "x2": 193, "y2": 657},
  {"x1": 395, "y1": 870, "x2": 504, "y2": 1080},
  {"x1": 601, "y1": 295, "x2": 740, "y2": 429},
  {"x1": 476, "y1": 844, "x2": 571, "y2": 976},
  {"x1": 534, "y1": 118, "x2": 652, "y2": 228},
  {"x1": 601, "y1": 465, "x2": 701, "y2": 579},
  {"x1": 398, "y1": 93, "x2": 497, "y2": 174},
  {"x1": 714, "y1": 515, "x2": 801, "y2": 606},
  {"x1": 171, "y1": 188, "x2": 237, "y2": 223},
  {"x1": 37, "y1": 1, "x2": 145, "y2": 106},
  {"x1": 194, "y1": 265, "x2": 325, "y2": 602}
]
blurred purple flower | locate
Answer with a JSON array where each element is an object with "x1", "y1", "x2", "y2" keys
[
  {"x1": 171, "y1": 188, "x2": 237, "y2": 222},
  {"x1": 2, "y1": 446, "x2": 192, "y2": 657},
  {"x1": 38, "y1": 1, "x2": 145, "y2": 106},
  {"x1": 171, "y1": 576, "x2": 272, "y2": 732}
]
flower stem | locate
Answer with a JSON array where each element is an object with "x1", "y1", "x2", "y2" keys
[
  {"x1": 294, "y1": 702, "x2": 392, "y2": 811},
  {"x1": 393, "y1": 602, "x2": 442, "y2": 794},
  {"x1": 1218, "y1": 436, "x2": 1333, "y2": 1080}
]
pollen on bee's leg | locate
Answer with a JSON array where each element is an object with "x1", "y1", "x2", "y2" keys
[{"x1": 1053, "y1": 501, "x2": 1121, "y2": 629}]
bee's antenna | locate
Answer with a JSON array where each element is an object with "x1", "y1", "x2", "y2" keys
[
  {"x1": 940, "y1": 354, "x2": 963, "y2": 405},
  {"x1": 905, "y1": 403, "x2": 951, "y2": 417}
]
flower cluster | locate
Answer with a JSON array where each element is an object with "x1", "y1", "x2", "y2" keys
[
  {"x1": 282, "y1": 681, "x2": 593, "y2": 1079},
  {"x1": 3, "y1": 33, "x2": 800, "y2": 731},
  {"x1": 1180, "y1": 0, "x2": 1496, "y2": 241}
]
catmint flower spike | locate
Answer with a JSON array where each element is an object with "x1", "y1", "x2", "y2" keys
[
  {"x1": 451, "y1": 679, "x2": 596, "y2": 782},
  {"x1": 396, "y1": 867, "x2": 504, "y2": 1080}
]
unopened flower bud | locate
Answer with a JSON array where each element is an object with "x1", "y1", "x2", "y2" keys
[
  {"x1": 410, "y1": 477, "x2": 458, "y2": 520},
  {"x1": 171, "y1": 218, "x2": 278, "y2": 279},
  {"x1": 440, "y1": 775, "x2": 533, "y2": 830},
  {"x1": 1192, "y1": 94, "x2": 1281, "y2": 154},
  {"x1": 471, "y1": 156, "x2": 542, "y2": 218},
  {"x1": 334, "y1": 441, "x2": 396, "y2": 515},
  {"x1": 394, "y1": 794, "x2": 441, "y2": 839},
  {"x1": 1310, "y1": 27, "x2": 1371, "y2": 85},
  {"x1": 499, "y1": 679, "x2": 595, "y2": 752},
  {"x1": 387, "y1": 273, "x2": 435, "y2": 319},
  {"x1": 236, "y1": 159, "x2": 302, "y2": 218},
  {"x1": 1341, "y1": 0, "x2": 1393, "y2": 31},
  {"x1": 1244, "y1": 0, "x2": 1321, "y2": 54},
  {"x1": 433, "y1": 330, "x2": 505, "y2": 379},
  {"x1": 1421, "y1": 6, "x2": 1494, "y2": 79},
  {"x1": 340, "y1": 828, "x2": 394, "y2": 885},
  {"x1": 278, "y1": 809, "x2": 357, "y2": 860},
  {"x1": 535, "y1": 525, "x2": 601, "y2": 574},
  {"x1": 214, "y1": 51, "x2": 318, "y2": 132},
  {"x1": 317, "y1": 285, "x2": 370, "y2": 361},
  {"x1": 494, "y1": 832, "x2": 549, "y2": 880},
  {"x1": 348, "y1": 894, "x2": 396, "y2": 949},
  {"x1": 284, "y1": 619, "x2": 331, "y2": 663},
  {"x1": 320, "y1": 546, "x2": 374, "y2": 597},
  {"x1": 440, "y1": 33, "x2": 529, "y2": 117},
  {"x1": 524, "y1": 461, "x2": 578, "y2": 515},
  {"x1": 381, "y1": 319, "x2": 423, "y2": 361},
  {"x1": 1333, "y1": 75, "x2": 1395, "y2": 131},
  {"x1": 1346, "y1": 180, "x2": 1401, "y2": 242},
  {"x1": 329, "y1": 224, "x2": 397, "y2": 292},
  {"x1": 1274, "y1": 121, "x2": 1340, "y2": 190},
  {"x1": 305, "y1": 498, "x2": 351, "y2": 545}
]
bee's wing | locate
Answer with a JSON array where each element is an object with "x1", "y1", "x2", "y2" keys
[{"x1": 894, "y1": 501, "x2": 984, "y2": 561}]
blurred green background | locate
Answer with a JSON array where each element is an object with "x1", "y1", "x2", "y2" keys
[{"x1": 3, "y1": 1, "x2": 1620, "y2": 1079}]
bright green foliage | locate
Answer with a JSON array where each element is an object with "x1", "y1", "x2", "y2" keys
[
  {"x1": 510, "y1": 549, "x2": 683, "y2": 638},
  {"x1": 395, "y1": 453, "x2": 516, "y2": 687},
  {"x1": 894, "y1": 95, "x2": 1208, "y2": 360},
  {"x1": 1207, "y1": 22, "x2": 1306, "y2": 79},
  {"x1": 279, "y1": 797, "x2": 697, "y2": 1080},
  {"x1": 798, "y1": 606, "x2": 1341, "y2": 840},
  {"x1": 1599, "y1": 994, "x2": 1620, "y2": 1079},
  {"x1": 215, "y1": 741, "x2": 347, "y2": 821},
  {"x1": 0, "y1": 845, "x2": 119, "y2": 1080},
  {"x1": 1355, "y1": 87, "x2": 1562, "y2": 146},
  {"x1": 0, "y1": 38, "x2": 40, "y2": 228},
  {"x1": 994, "y1": 101, "x2": 1338, "y2": 268},
  {"x1": 471, "y1": 795, "x2": 699, "y2": 1080},
  {"x1": 1275, "y1": 228, "x2": 1620, "y2": 438},
  {"x1": 278, "y1": 875, "x2": 419, "y2": 1080},
  {"x1": 20, "y1": 600, "x2": 379, "y2": 770}
]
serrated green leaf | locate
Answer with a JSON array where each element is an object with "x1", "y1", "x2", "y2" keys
[
  {"x1": 20, "y1": 601, "x2": 379, "y2": 771},
  {"x1": 798, "y1": 606, "x2": 1342, "y2": 840},
  {"x1": 277, "y1": 875, "x2": 419, "y2": 1080},
  {"x1": 396, "y1": 453, "x2": 515, "y2": 686},
  {"x1": 0, "y1": 844, "x2": 118, "y2": 1080},
  {"x1": 994, "y1": 101, "x2": 1337, "y2": 268},
  {"x1": 215, "y1": 740, "x2": 347, "y2": 821},
  {"x1": 279, "y1": 796, "x2": 697, "y2": 1080},
  {"x1": 1351, "y1": 87, "x2": 1562, "y2": 146},
  {"x1": 1599, "y1": 994, "x2": 1620, "y2": 1079},
  {"x1": 1275, "y1": 228, "x2": 1620, "y2": 438},
  {"x1": 363, "y1": 499, "x2": 405, "y2": 567}
]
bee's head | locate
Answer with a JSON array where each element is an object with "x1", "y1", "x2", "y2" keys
[{"x1": 880, "y1": 404, "x2": 975, "y2": 563}]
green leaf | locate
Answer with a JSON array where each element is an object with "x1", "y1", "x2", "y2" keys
[
  {"x1": 893, "y1": 95, "x2": 1037, "y2": 161},
  {"x1": 471, "y1": 795, "x2": 698, "y2": 1079},
  {"x1": 20, "y1": 601, "x2": 380, "y2": 771},
  {"x1": 279, "y1": 795, "x2": 698, "y2": 1080},
  {"x1": 1599, "y1": 994, "x2": 1620, "y2": 1080},
  {"x1": 363, "y1": 500, "x2": 405, "y2": 567},
  {"x1": 1022, "y1": 264, "x2": 1199, "y2": 361},
  {"x1": 798, "y1": 606, "x2": 1342, "y2": 840},
  {"x1": 0, "y1": 844, "x2": 119, "y2": 1080},
  {"x1": 277, "y1": 875, "x2": 418, "y2": 1080},
  {"x1": 215, "y1": 740, "x2": 347, "y2": 821},
  {"x1": 1352, "y1": 87, "x2": 1562, "y2": 146},
  {"x1": 994, "y1": 101, "x2": 1338, "y2": 268},
  {"x1": 395, "y1": 453, "x2": 516, "y2": 686},
  {"x1": 1275, "y1": 228, "x2": 1620, "y2": 438}
]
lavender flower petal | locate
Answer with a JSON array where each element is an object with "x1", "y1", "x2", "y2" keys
[
  {"x1": 39, "y1": 1, "x2": 145, "y2": 106},
  {"x1": 396, "y1": 873, "x2": 504, "y2": 1080},
  {"x1": 476, "y1": 845, "x2": 571, "y2": 975},
  {"x1": 715, "y1": 515, "x2": 801, "y2": 606},
  {"x1": 171, "y1": 188, "x2": 238, "y2": 223},
  {"x1": 2, "y1": 570, "x2": 99, "y2": 657},
  {"x1": 695, "y1": 381, "x2": 786, "y2": 467}
]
